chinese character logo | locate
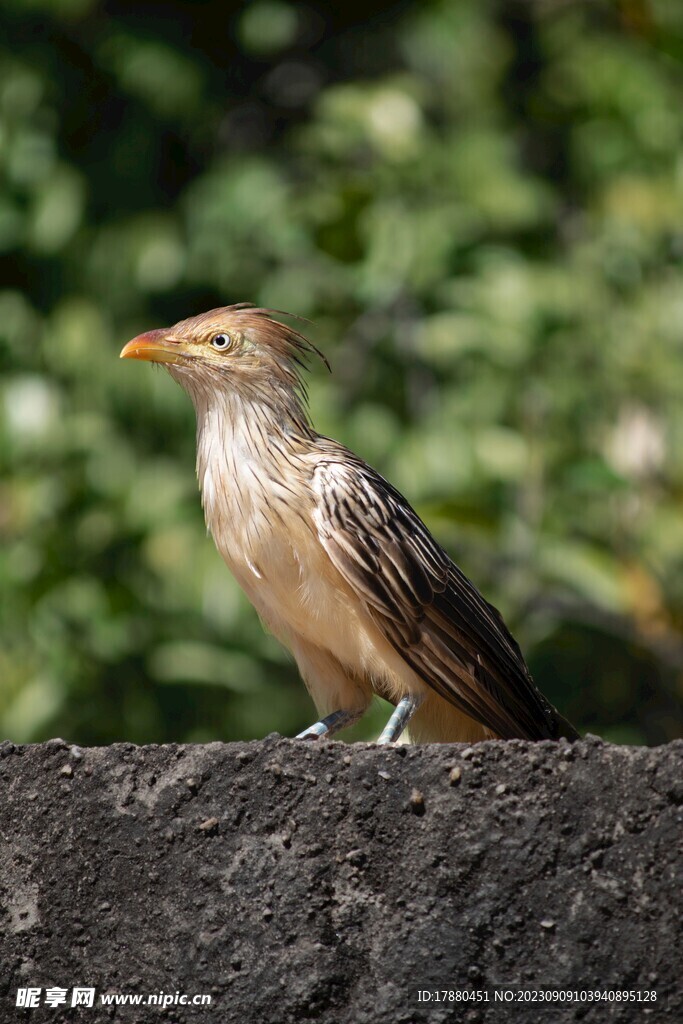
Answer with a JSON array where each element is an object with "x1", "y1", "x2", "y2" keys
[
  {"x1": 71, "y1": 987, "x2": 96, "y2": 1007},
  {"x1": 16, "y1": 988, "x2": 41, "y2": 1008},
  {"x1": 44, "y1": 988, "x2": 68, "y2": 1008}
]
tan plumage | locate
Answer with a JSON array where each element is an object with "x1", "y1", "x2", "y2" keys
[{"x1": 121, "y1": 304, "x2": 579, "y2": 744}]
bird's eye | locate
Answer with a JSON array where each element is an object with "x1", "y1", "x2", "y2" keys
[{"x1": 211, "y1": 333, "x2": 231, "y2": 350}]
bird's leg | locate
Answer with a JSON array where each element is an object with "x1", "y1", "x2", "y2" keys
[
  {"x1": 377, "y1": 694, "x2": 424, "y2": 744},
  {"x1": 296, "y1": 708, "x2": 363, "y2": 741}
]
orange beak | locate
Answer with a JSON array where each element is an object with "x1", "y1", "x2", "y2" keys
[{"x1": 120, "y1": 329, "x2": 189, "y2": 365}]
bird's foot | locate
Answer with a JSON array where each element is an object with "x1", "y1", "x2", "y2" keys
[
  {"x1": 296, "y1": 708, "x2": 362, "y2": 741},
  {"x1": 377, "y1": 694, "x2": 424, "y2": 744}
]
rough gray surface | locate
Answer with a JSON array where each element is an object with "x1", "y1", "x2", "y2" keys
[{"x1": 0, "y1": 736, "x2": 680, "y2": 1023}]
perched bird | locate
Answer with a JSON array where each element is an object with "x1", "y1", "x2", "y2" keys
[{"x1": 121, "y1": 304, "x2": 579, "y2": 744}]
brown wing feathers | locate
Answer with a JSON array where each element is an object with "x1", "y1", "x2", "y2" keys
[{"x1": 316, "y1": 449, "x2": 569, "y2": 741}]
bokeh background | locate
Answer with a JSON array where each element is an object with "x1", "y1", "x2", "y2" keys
[{"x1": 1, "y1": 0, "x2": 682, "y2": 746}]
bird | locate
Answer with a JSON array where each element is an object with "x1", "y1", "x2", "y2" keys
[{"x1": 121, "y1": 304, "x2": 579, "y2": 744}]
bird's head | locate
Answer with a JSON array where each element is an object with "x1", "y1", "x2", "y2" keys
[{"x1": 120, "y1": 303, "x2": 328, "y2": 424}]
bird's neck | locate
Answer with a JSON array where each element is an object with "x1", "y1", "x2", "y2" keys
[{"x1": 191, "y1": 385, "x2": 312, "y2": 550}]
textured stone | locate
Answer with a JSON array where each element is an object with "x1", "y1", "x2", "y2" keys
[{"x1": 0, "y1": 737, "x2": 680, "y2": 1022}]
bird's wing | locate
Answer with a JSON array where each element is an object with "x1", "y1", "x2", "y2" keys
[{"x1": 313, "y1": 451, "x2": 560, "y2": 740}]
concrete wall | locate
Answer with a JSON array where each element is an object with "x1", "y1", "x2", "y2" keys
[{"x1": 0, "y1": 736, "x2": 680, "y2": 1022}]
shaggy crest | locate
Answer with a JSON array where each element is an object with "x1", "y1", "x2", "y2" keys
[{"x1": 174, "y1": 302, "x2": 329, "y2": 403}]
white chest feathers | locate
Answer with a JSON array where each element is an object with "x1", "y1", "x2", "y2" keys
[{"x1": 190, "y1": 392, "x2": 389, "y2": 666}]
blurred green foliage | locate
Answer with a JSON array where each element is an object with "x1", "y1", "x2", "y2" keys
[{"x1": 1, "y1": 0, "x2": 682, "y2": 746}]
